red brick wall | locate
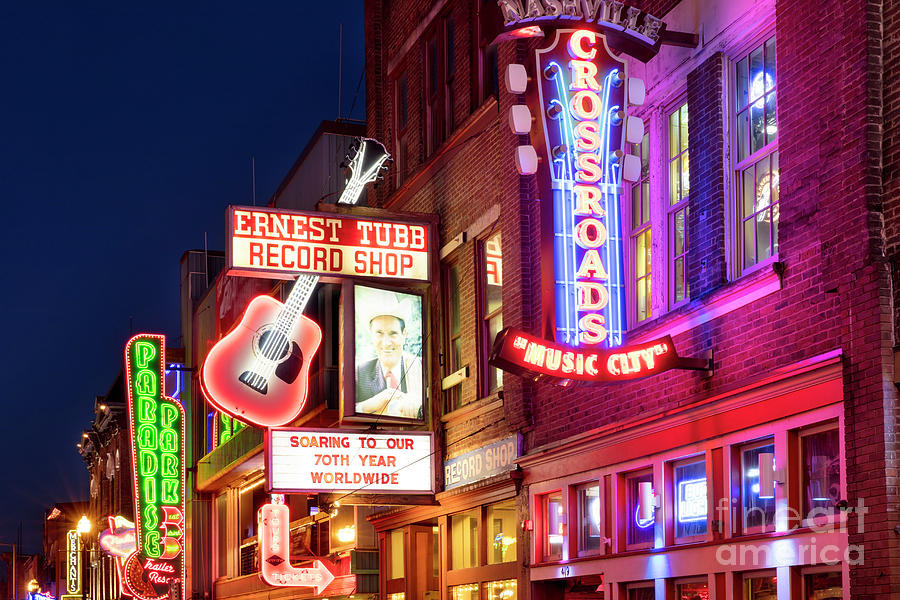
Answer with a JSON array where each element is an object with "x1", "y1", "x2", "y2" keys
[{"x1": 365, "y1": 0, "x2": 900, "y2": 591}]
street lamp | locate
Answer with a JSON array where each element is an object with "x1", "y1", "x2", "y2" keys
[
  {"x1": 76, "y1": 517, "x2": 90, "y2": 600},
  {"x1": 26, "y1": 579, "x2": 38, "y2": 600}
]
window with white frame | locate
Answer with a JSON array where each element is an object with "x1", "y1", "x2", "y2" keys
[
  {"x1": 625, "y1": 99, "x2": 690, "y2": 327},
  {"x1": 624, "y1": 469, "x2": 655, "y2": 549},
  {"x1": 740, "y1": 439, "x2": 776, "y2": 533},
  {"x1": 629, "y1": 133, "x2": 651, "y2": 323},
  {"x1": 480, "y1": 230, "x2": 503, "y2": 395},
  {"x1": 673, "y1": 457, "x2": 707, "y2": 541},
  {"x1": 734, "y1": 36, "x2": 778, "y2": 272},
  {"x1": 542, "y1": 492, "x2": 564, "y2": 561},
  {"x1": 800, "y1": 425, "x2": 841, "y2": 521},
  {"x1": 667, "y1": 102, "x2": 689, "y2": 305}
]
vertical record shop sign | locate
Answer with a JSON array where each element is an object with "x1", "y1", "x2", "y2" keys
[
  {"x1": 125, "y1": 334, "x2": 186, "y2": 600},
  {"x1": 490, "y1": 15, "x2": 710, "y2": 384}
]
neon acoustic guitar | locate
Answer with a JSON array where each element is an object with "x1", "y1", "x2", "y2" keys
[{"x1": 200, "y1": 138, "x2": 390, "y2": 427}]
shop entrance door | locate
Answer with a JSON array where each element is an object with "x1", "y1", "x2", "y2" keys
[{"x1": 408, "y1": 525, "x2": 439, "y2": 600}]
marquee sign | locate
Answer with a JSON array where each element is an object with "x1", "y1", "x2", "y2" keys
[
  {"x1": 267, "y1": 428, "x2": 434, "y2": 494},
  {"x1": 227, "y1": 206, "x2": 430, "y2": 282},
  {"x1": 125, "y1": 334, "x2": 185, "y2": 600},
  {"x1": 258, "y1": 502, "x2": 336, "y2": 591}
]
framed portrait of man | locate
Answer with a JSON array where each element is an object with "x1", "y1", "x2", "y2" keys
[{"x1": 352, "y1": 284, "x2": 424, "y2": 421}]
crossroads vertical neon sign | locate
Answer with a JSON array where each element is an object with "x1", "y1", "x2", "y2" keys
[
  {"x1": 125, "y1": 334, "x2": 186, "y2": 600},
  {"x1": 537, "y1": 30, "x2": 629, "y2": 347}
]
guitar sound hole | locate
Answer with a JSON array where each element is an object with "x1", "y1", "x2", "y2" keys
[{"x1": 256, "y1": 329, "x2": 291, "y2": 363}]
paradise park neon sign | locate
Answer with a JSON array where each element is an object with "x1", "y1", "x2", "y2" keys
[{"x1": 125, "y1": 334, "x2": 185, "y2": 600}]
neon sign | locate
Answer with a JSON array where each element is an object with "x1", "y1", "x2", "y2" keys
[
  {"x1": 65, "y1": 530, "x2": 80, "y2": 596},
  {"x1": 491, "y1": 327, "x2": 714, "y2": 385},
  {"x1": 258, "y1": 502, "x2": 336, "y2": 591},
  {"x1": 125, "y1": 334, "x2": 185, "y2": 600},
  {"x1": 227, "y1": 207, "x2": 431, "y2": 282},
  {"x1": 677, "y1": 478, "x2": 708, "y2": 523},
  {"x1": 494, "y1": 2, "x2": 667, "y2": 62},
  {"x1": 99, "y1": 516, "x2": 137, "y2": 558},
  {"x1": 534, "y1": 29, "x2": 630, "y2": 348}
]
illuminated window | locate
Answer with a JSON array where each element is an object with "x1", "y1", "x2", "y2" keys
[
  {"x1": 667, "y1": 102, "x2": 689, "y2": 305},
  {"x1": 744, "y1": 573, "x2": 777, "y2": 600},
  {"x1": 425, "y1": 15, "x2": 455, "y2": 156},
  {"x1": 801, "y1": 426, "x2": 840, "y2": 520},
  {"x1": 486, "y1": 580, "x2": 517, "y2": 600},
  {"x1": 675, "y1": 580, "x2": 708, "y2": 600},
  {"x1": 673, "y1": 458, "x2": 707, "y2": 541},
  {"x1": 451, "y1": 509, "x2": 479, "y2": 569},
  {"x1": 630, "y1": 133, "x2": 651, "y2": 323},
  {"x1": 389, "y1": 529, "x2": 404, "y2": 579},
  {"x1": 804, "y1": 571, "x2": 842, "y2": 599},
  {"x1": 450, "y1": 584, "x2": 480, "y2": 600},
  {"x1": 480, "y1": 230, "x2": 503, "y2": 395},
  {"x1": 443, "y1": 262, "x2": 465, "y2": 412},
  {"x1": 734, "y1": 36, "x2": 778, "y2": 271},
  {"x1": 394, "y1": 72, "x2": 410, "y2": 186},
  {"x1": 486, "y1": 499, "x2": 517, "y2": 564},
  {"x1": 740, "y1": 439, "x2": 776, "y2": 533},
  {"x1": 576, "y1": 482, "x2": 603, "y2": 553},
  {"x1": 624, "y1": 470, "x2": 654, "y2": 549},
  {"x1": 542, "y1": 492, "x2": 564, "y2": 561}
]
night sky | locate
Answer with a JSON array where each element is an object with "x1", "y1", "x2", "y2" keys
[{"x1": 0, "y1": 2, "x2": 364, "y2": 553}]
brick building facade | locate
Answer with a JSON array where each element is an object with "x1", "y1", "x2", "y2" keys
[{"x1": 363, "y1": 0, "x2": 900, "y2": 598}]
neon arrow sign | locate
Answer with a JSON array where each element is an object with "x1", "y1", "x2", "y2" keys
[{"x1": 258, "y1": 502, "x2": 336, "y2": 592}]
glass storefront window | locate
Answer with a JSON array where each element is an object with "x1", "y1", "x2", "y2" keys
[
  {"x1": 674, "y1": 459, "x2": 707, "y2": 540},
  {"x1": 804, "y1": 571, "x2": 842, "y2": 599},
  {"x1": 577, "y1": 482, "x2": 603, "y2": 552},
  {"x1": 486, "y1": 500, "x2": 517, "y2": 564},
  {"x1": 625, "y1": 471, "x2": 655, "y2": 547},
  {"x1": 802, "y1": 428, "x2": 840, "y2": 518},
  {"x1": 389, "y1": 529, "x2": 404, "y2": 579},
  {"x1": 675, "y1": 581, "x2": 708, "y2": 600},
  {"x1": 744, "y1": 574, "x2": 777, "y2": 600},
  {"x1": 544, "y1": 492, "x2": 564, "y2": 559},
  {"x1": 451, "y1": 509, "x2": 479, "y2": 569},
  {"x1": 627, "y1": 586, "x2": 655, "y2": 600},
  {"x1": 487, "y1": 579, "x2": 517, "y2": 600},
  {"x1": 741, "y1": 440, "x2": 776, "y2": 532},
  {"x1": 450, "y1": 584, "x2": 479, "y2": 600}
]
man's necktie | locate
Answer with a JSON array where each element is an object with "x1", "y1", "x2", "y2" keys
[{"x1": 386, "y1": 371, "x2": 399, "y2": 389}]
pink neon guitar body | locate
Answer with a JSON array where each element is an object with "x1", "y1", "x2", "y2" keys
[{"x1": 200, "y1": 295, "x2": 322, "y2": 428}]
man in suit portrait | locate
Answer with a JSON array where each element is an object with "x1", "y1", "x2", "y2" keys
[{"x1": 355, "y1": 290, "x2": 422, "y2": 419}]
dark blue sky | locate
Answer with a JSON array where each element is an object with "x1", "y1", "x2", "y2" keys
[{"x1": 0, "y1": 2, "x2": 364, "y2": 553}]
